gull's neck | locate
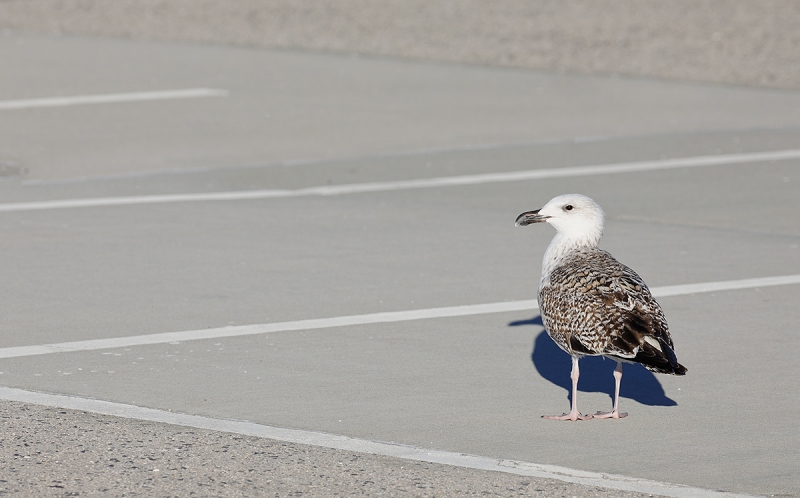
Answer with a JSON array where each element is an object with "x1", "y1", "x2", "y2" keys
[{"x1": 539, "y1": 230, "x2": 601, "y2": 290}]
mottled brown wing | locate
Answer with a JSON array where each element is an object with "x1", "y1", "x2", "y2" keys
[{"x1": 539, "y1": 248, "x2": 686, "y2": 374}]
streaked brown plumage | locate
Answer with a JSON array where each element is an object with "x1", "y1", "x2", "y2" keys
[
  {"x1": 517, "y1": 193, "x2": 686, "y2": 421},
  {"x1": 539, "y1": 247, "x2": 686, "y2": 375}
]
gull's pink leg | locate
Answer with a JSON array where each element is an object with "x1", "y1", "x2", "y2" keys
[
  {"x1": 543, "y1": 356, "x2": 593, "y2": 421},
  {"x1": 595, "y1": 362, "x2": 628, "y2": 419}
]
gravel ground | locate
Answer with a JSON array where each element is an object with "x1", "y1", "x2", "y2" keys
[
  {"x1": 1, "y1": 0, "x2": 799, "y2": 90},
  {"x1": 0, "y1": 401, "x2": 665, "y2": 498}
]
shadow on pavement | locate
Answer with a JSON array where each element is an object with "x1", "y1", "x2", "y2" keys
[{"x1": 509, "y1": 315, "x2": 677, "y2": 407}]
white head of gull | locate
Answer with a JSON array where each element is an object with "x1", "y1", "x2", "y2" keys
[
  {"x1": 516, "y1": 194, "x2": 686, "y2": 421},
  {"x1": 517, "y1": 193, "x2": 605, "y2": 289}
]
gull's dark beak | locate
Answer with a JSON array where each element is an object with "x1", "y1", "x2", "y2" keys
[{"x1": 515, "y1": 209, "x2": 549, "y2": 226}]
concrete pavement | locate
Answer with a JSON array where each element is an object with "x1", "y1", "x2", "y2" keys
[{"x1": 0, "y1": 32, "x2": 799, "y2": 497}]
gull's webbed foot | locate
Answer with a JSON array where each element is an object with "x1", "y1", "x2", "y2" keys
[
  {"x1": 542, "y1": 411, "x2": 593, "y2": 421},
  {"x1": 593, "y1": 410, "x2": 628, "y2": 419}
]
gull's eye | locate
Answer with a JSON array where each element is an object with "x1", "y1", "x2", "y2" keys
[{"x1": 564, "y1": 205, "x2": 574, "y2": 211}]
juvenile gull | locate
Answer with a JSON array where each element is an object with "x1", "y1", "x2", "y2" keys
[{"x1": 516, "y1": 194, "x2": 686, "y2": 421}]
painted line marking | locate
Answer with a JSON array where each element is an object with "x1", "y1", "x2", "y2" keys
[
  {"x1": 0, "y1": 274, "x2": 798, "y2": 360},
  {"x1": 0, "y1": 88, "x2": 229, "y2": 110},
  {"x1": 0, "y1": 300, "x2": 537, "y2": 359},
  {"x1": 0, "y1": 387, "x2": 758, "y2": 498},
  {"x1": 1, "y1": 148, "x2": 799, "y2": 213}
]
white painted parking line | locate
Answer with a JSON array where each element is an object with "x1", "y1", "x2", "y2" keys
[
  {"x1": 647, "y1": 274, "x2": 800, "y2": 297},
  {"x1": 0, "y1": 88, "x2": 229, "y2": 110},
  {"x1": 0, "y1": 386, "x2": 757, "y2": 498},
  {"x1": 0, "y1": 274, "x2": 797, "y2": 360},
  {"x1": 1, "y1": 148, "x2": 799, "y2": 213},
  {"x1": 0, "y1": 300, "x2": 537, "y2": 359}
]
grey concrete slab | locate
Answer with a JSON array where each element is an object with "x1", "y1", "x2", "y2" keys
[
  {"x1": 2, "y1": 34, "x2": 800, "y2": 183},
  {"x1": 0, "y1": 146, "x2": 798, "y2": 495},
  {"x1": 1, "y1": 286, "x2": 798, "y2": 496},
  {"x1": 1, "y1": 144, "x2": 797, "y2": 347},
  {"x1": 2, "y1": 124, "x2": 800, "y2": 203}
]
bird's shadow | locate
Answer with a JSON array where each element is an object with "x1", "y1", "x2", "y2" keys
[{"x1": 509, "y1": 315, "x2": 677, "y2": 406}]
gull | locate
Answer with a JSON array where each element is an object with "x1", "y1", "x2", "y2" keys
[{"x1": 516, "y1": 193, "x2": 686, "y2": 420}]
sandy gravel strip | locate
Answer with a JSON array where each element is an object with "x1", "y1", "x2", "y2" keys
[
  {"x1": 0, "y1": 388, "x2": 756, "y2": 498},
  {"x1": 1, "y1": 0, "x2": 799, "y2": 90}
]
